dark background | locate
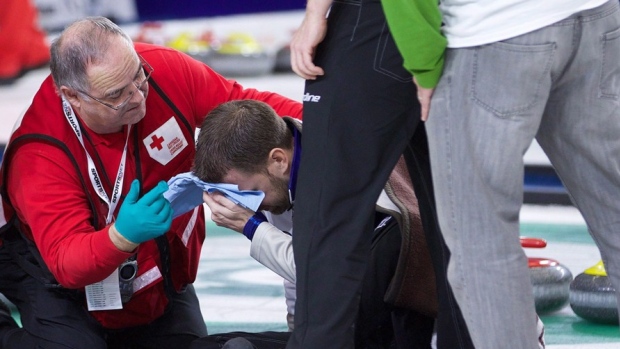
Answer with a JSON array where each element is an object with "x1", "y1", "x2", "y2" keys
[{"x1": 135, "y1": 0, "x2": 306, "y2": 21}]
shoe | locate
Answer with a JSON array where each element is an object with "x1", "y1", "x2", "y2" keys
[
  {"x1": 0, "y1": 59, "x2": 22, "y2": 86},
  {"x1": 0, "y1": 58, "x2": 49, "y2": 86},
  {"x1": 0, "y1": 0, "x2": 50, "y2": 86},
  {"x1": 222, "y1": 337, "x2": 256, "y2": 349},
  {"x1": 20, "y1": 39, "x2": 51, "y2": 76},
  {"x1": 0, "y1": 40, "x2": 50, "y2": 86}
]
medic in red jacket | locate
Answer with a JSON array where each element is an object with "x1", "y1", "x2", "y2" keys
[{"x1": 0, "y1": 41, "x2": 302, "y2": 330}]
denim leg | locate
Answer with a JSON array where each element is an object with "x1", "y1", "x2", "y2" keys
[
  {"x1": 427, "y1": 2, "x2": 620, "y2": 348},
  {"x1": 426, "y1": 21, "x2": 556, "y2": 349},
  {"x1": 537, "y1": 0, "x2": 620, "y2": 320}
]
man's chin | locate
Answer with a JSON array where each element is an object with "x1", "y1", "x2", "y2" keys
[
  {"x1": 269, "y1": 205, "x2": 291, "y2": 215},
  {"x1": 125, "y1": 108, "x2": 146, "y2": 125}
]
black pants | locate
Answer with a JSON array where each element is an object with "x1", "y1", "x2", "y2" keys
[
  {"x1": 190, "y1": 331, "x2": 291, "y2": 349},
  {"x1": 288, "y1": 1, "x2": 473, "y2": 348},
  {"x1": 355, "y1": 215, "x2": 434, "y2": 349},
  {"x1": 192, "y1": 216, "x2": 434, "y2": 349},
  {"x1": 0, "y1": 243, "x2": 207, "y2": 349}
]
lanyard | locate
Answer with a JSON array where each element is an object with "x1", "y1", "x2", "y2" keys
[{"x1": 61, "y1": 97, "x2": 131, "y2": 224}]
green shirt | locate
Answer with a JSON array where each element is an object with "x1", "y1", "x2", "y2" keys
[{"x1": 381, "y1": 0, "x2": 446, "y2": 88}]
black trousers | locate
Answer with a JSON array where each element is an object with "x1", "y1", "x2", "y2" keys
[
  {"x1": 355, "y1": 216, "x2": 434, "y2": 349},
  {"x1": 192, "y1": 216, "x2": 434, "y2": 349},
  {"x1": 0, "y1": 242, "x2": 207, "y2": 349},
  {"x1": 191, "y1": 331, "x2": 291, "y2": 349},
  {"x1": 288, "y1": 1, "x2": 473, "y2": 348}
]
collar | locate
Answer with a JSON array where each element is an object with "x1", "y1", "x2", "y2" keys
[{"x1": 287, "y1": 124, "x2": 302, "y2": 206}]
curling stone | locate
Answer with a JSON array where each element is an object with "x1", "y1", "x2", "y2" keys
[
  {"x1": 529, "y1": 257, "x2": 573, "y2": 313},
  {"x1": 521, "y1": 237, "x2": 573, "y2": 314},
  {"x1": 133, "y1": 21, "x2": 167, "y2": 46},
  {"x1": 167, "y1": 31, "x2": 213, "y2": 64},
  {"x1": 569, "y1": 260, "x2": 619, "y2": 324},
  {"x1": 205, "y1": 32, "x2": 275, "y2": 77}
]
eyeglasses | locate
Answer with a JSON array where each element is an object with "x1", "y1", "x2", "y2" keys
[{"x1": 78, "y1": 55, "x2": 154, "y2": 111}]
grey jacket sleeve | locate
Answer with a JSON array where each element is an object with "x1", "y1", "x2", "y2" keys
[{"x1": 250, "y1": 222, "x2": 296, "y2": 283}]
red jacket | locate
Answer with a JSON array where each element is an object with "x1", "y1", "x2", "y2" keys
[{"x1": 0, "y1": 43, "x2": 302, "y2": 328}]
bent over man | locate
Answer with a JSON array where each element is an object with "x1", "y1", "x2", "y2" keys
[{"x1": 192, "y1": 100, "x2": 438, "y2": 349}]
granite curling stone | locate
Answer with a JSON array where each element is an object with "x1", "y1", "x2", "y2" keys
[
  {"x1": 521, "y1": 237, "x2": 572, "y2": 314},
  {"x1": 569, "y1": 260, "x2": 619, "y2": 324},
  {"x1": 205, "y1": 32, "x2": 274, "y2": 77},
  {"x1": 529, "y1": 257, "x2": 573, "y2": 314}
]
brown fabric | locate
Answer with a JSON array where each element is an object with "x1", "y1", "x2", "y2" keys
[{"x1": 381, "y1": 156, "x2": 438, "y2": 318}]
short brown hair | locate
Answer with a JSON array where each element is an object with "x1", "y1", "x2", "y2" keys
[{"x1": 193, "y1": 100, "x2": 293, "y2": 183}]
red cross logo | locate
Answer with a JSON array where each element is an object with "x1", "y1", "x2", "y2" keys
[{"x1": 149, "y1": 135, "x2": 164, "y2": 151}]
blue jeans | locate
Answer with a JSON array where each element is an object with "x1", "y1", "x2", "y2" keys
[{"x1": 426, "y1": 1, "x2": 620, "y2": 348}]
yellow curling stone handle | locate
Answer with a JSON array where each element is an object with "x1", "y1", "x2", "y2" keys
[{"x1": 584, "y1": 260, "x2": 607, "y2": 277}]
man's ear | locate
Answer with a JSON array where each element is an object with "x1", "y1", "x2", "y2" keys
[
  {"x1": 60, "y1": 86, "x2": 81, "y2": 109},
  {"x1": 267, "y1": 148, "x2": 290, "y2": 177}
]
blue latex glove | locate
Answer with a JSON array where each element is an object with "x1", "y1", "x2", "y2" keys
[{"x1": 114, "y1": 179, "x2": 173, "y2": 244}]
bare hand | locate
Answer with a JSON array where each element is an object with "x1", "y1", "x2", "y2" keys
[
  {"x1": 413, "y1": 77, "x2": 435, "y2": 122},
  {"x1": 290, "y1": 14, "x2": 327, "y2": 80},
  {"x1": 202, "y1": 191, "x2": 254, "y2": 233}
]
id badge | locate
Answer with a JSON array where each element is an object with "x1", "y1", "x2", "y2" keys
[{"x1": 85, "y1": 269, "x2": 123, "y2": 311}]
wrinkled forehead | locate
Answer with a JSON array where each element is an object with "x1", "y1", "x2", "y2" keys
[{"x1": 86, "y1": 45, "x2": 139, "y2": 92}]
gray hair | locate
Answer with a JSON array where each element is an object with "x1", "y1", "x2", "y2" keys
[{"x1": 50, "y1": 16, "x2": 134, "y2": 92}]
